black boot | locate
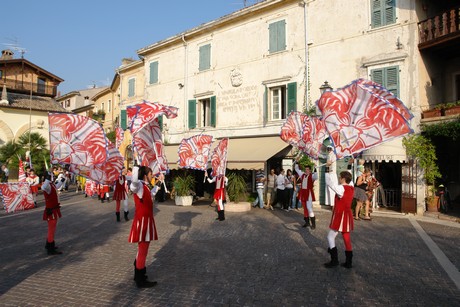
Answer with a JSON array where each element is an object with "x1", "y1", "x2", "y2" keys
[
  {"x1": 302, "y1": 217, "x2": 310, "y2": 228},
  {"x1": 116, "y1": 212, "x2": 121, "y2": 222},
  {"x1": 46, "y1": 241, "x2": 62, "y2": 255},
  {"x1": 134, "y1": 268, "x2": 157, "y2": 288},
  {"x1": 124, "y1": 211, "x2": 129, "y2": 221},
  {"x1": 101, "y1": 196, "x2": 105, "y2": 203},
  {"x1": 310, "y1": 216, "x2": 316, "y2": 230},
  {"x1": 324, "y1": 247, "x2": 339, "y2": 268},
  {"x1": 218, "y1": 210, "x2": 225, "y2": 221},
  {"x1": 341, "y1": 251, "x2": 353, "y2": 269}
]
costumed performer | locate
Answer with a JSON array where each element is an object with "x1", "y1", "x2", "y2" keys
[
  {"x1": 42, "y1": 171, "x2": 65, "y2": 255},
  {"x1": 294, "y1": 161, "x2": 318, "y2": 229},
  {"x1": 129, "y1": 166, "x2": 158, "y2": 288},
  {"x1": 205, "y1": 171, "x2": 228, "y2": 221},
  {"x1": 113, "y1": 168, "x2": 129, "y2": 222},
  {"x1": 324, "y1": 171, "x2": 355, "y2": 269},
  {"x1": 26, "y1": 169, "x2": 40, "y2": 208}
]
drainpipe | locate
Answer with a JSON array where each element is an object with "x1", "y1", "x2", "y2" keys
[
  {"x1": 302, "y1": 0, "x2": 309, "y2": 111},
  {"x1": 182, "y1": 34, "x2": 188, "y2": 133}
]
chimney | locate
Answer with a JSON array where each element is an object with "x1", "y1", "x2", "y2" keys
[
  {"x1": 1, "y1": 50, "x2": 14, "y2": 60},
  {"x1": 0, "y1": 84, "x2": 9, "y2": 105}
]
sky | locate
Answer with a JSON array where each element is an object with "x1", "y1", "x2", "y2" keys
[{"x1": 1, "y1": 0, "x2": 259, "y2": 95}]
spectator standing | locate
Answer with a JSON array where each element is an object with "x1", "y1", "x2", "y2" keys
[
  {"x1": 276, "y1": 169, "x2": 288, "y2": 211},
  {"x1": 252, "y1": 169, "x2": 266, "y2": 209},
  {"x1": 266, "y1": 169, "x2": 276, "y2": 210},
  {"x1": 1, "y1": 164, "x2": 9, "y2": 182},
  {"x1": 325, "y1": 145, "x2": 337, "y2": 207},
  {"x1": 291, "y1": 173, "x2": 301, "y2": 210},
  {"x1": 285, "y1": 169, "x2": 294, "y2": 211}
]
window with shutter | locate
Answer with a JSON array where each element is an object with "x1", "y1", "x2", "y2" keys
[
  {"x1": 199, "y1": 44, "x2": 211, "y2": 71},
  {"x1": 371, "y1": 0, "x2": 395, "y2": 28},
  {"x1": 128, "y1": 78, "x2": 135, "y2": 97},
  {"x1": 149, "y1": 61, "x2": 159, "y2": 84},
  {"x1": 269, "y1": 20, "x2": 286, "y2": 53},
  {"x1": 371, "y1": 65, "x2": 399, "y2": 97}
]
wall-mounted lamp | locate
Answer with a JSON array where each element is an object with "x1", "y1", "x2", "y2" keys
[
  {"x1": 319, "y1": 81, "x2": 333, "y2": 94},
  {"x1": 178, "y1": 83, "x2": 184, "y2": 89}
]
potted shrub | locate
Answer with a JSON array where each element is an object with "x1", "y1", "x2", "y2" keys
[
  {"x1": 225, "y1": 172, "x2": 251, "y2": 212},
  {"x1": 422, "y1": 107, "x2": 441, "y2": 119},
  {"x1": 173, "y1": 174, "x2": 195, "y2": 206},
  {"x1": 226, "y1": 172, "x2": 248, "y2": 203}
]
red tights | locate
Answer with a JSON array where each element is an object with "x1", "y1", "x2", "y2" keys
[
  {"x1": 47, "y1": 219, "x2": 57, "y2": 243},
  {"x1": 301, "y1": 201, "x2": 309, "y2": 218},
  {"x1": 342, "y1": 232, "x2": 352, "y2": 251},
  {"x1": 136, "y1": 241, "x2": 150, "y2": 269},
  {"x1": 116, "y1": 200, "x2": 121, "y2": 212}
]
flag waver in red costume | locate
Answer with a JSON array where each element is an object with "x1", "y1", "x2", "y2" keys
[
  {"x1": 294, "y1": 161, "x2": 318, "y2": 229},
  {"x1": 205, "y1": 172, "x2": 228, "y2": 221},
  {"x1": 129, "y1": 166, "x2": 158, "y2": 288},
  {"x1": 113, "y1": 168, "x2": 129, "y2": 222},
  {"x1": 324, "y1": 171, "x2": 355, "y2": 269},
  {"x1": 42, "y1": 172, "x2": 65, "y2": 255}
]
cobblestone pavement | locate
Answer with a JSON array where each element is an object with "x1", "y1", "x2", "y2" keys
[{"x1": 1, "y1": 190, "x2": 459, "y2": 306}]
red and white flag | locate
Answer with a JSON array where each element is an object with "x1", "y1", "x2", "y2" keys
[
  {"x1": 18, "y1": 158, "x2": 26, "y2": 182},
  {"x1": 0, "y1": 183, "x2": 34, "y2": 213},
  {"x1": 211, "y1": 138, "x2": 228, "y2": 178},
  {"x1": 178, "y1": 134, "x2": 213, "y2": 171},
  {"x1": 115, "y1": 127, "x2": 124, "y2": 150}
]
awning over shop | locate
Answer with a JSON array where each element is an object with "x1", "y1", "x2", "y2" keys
[
  {"x1": 163, "y1": 136, "x2": 290, "y2": 171},
  {"x1": 360, "y1": 138, "x2": 407, "y2": 162}
]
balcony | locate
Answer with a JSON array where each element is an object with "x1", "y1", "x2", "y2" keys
[
  {"x1": 2, "y1": 79, "x2": 57, "y2": 97},
  {"x1": 418, "y1": 6, "x2": 460, "y2": 54}
]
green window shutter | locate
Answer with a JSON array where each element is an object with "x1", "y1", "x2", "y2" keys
[
  {"x1": 210, "y1": 96, "x2": 216, "y2": 127},
  {"x1": 199, "y1": 44, "x2": 211, "y2": 71},
  {"x1": 371, "y1": 68, "x2": 384, "y2": 86},
  {"x1": 384, "y1": 0, "x2": 396, "y2": 25},
  {"x1": 188, "y1": 99, "x2": 196, "y2": 129},
  {"x1": 158, "y1": 115, "x2": 163, "y2": 131},
  {"x1": 385, "y1": 66, "x2": 399, "y2": 98},
  {"x1": 263, "y1": 86, "x2": 268, "y2": 122},
  {"x1": 149, "y1": 61, "x2": 158, "y2": 84},
  {"x1": 277, "y1": 20, "x2": 286, "y2": 52},
  {"x1": 269, "y1": 20, "x2": 286, "y2": 53},
  {"x1": 128, "y1": 79, "x2": 135, "y2": 97},
  {"x1": 287, "y1": 82, "x2": 297, "y2": 113},
  {"x1": 269, "y1": 22, "x2": 277, "y2": 53},
  {"x1": 371, "y1": 66, "x2": 399, "y2": 98},
  {"x1": 371, "y1": 0, "x2": 383, "y2": 28},
  {"x1": 120, "y1": 110, "x2": 127, "y2": 130}
]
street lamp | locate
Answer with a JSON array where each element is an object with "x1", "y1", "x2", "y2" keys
[{"x1": 319, "y1": 81, "x2": 333, "y2": 94}]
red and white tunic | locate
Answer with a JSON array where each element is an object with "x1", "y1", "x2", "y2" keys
[
  {"x1": 129, "y1": 182, "x2": 158, "y2": 243},
  {"x1": 208, "y1": 176, "x2": 227, "y2": 211},
  {"x1": 112, "y1": 175, "x2": 128, "y2": 201},
  {"x1": 326, "y1": 173, "x2": 354, "y2": 232},
  {"x1": 42, "y1": 181, "x2": 62, "y2": 221},
  {"x1": 26, "y1": 174, "x2": 40, "y2": 194}
]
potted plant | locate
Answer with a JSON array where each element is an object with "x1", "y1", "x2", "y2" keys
[
  {"x1": 422, "y1": 107, "x2": 441, "y2": 119},
  {"x1": 173, "y1": 174, "x2": 195, "y2": 206},
  {"x1": 226, "y1": 172, "x2": 248, "y2": 203},
  {"x1": 225, "y1": 172, "x2": 251, "y2": 212},
  {"x1": 443, "y1": 101, "x2": 460, "y2": 116}
]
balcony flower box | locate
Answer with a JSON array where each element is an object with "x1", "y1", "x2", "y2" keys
[
  {"x1": 422, "y1": 109, "x2": 441, "y2": 119},
  {"x1": 444, "y1": 105, "x2": 460, "y2": 116}
]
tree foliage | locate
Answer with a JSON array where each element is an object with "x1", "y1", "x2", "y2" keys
[
  {"x1": 0, "y1": 132, "x2": 49, "y2": 175},
  {"x1": 106, "y1": 130, "x2": 116, "y2": 144}
]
